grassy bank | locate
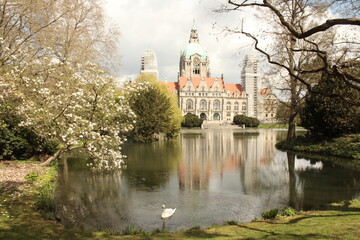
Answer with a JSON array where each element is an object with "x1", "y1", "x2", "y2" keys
[
  {"x1": 258, "y1": 123, "x2": 304, "y2": 129},
  {"x1": 1, "y1": 161, "x2": 360, "y2": 240},
  {"x1": 276, "y1": 134, "x2": 360, "y2": 161}
]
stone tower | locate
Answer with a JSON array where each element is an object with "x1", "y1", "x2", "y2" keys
[
  {"x1": 241, "y1": 54, "x2": 259, "y2": 118},
  {"x1": 140, "y1": 49, "x2": 159, "y2": 79},
  {"x1": 179, "y1": 22, "x2": 211, "y2": 78}
]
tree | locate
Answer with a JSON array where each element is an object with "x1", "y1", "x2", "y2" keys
[
  {"x1": 182, "y1": 113, "x2": 203, "y2": 128},
  {"x1": 4, "y1": 58, "x2": 136, "y2": 170},
  {"x1": 0, "y1": 0, "x2": 129, "y2": 170},
  {"x1": 218, "y1": 0, "x2": 360, "y2": 140},
  {"x1": 222, "y1": 0, "x2": 360, "y2": 103},
  {"x1": 124, "y1": 74, "x2": 182, "y2": 143},
  {"x1": 300, "y1": 72, "x2": 360, "y2": 137}
]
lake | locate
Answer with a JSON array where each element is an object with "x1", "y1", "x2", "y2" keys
[{"x1": 55, "y1": 128, "x2": 360, "y2": 233}]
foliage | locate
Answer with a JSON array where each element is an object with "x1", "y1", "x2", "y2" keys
[
  {"x1": 276, "y1": 134, "x2": 360, "y2": 160},
  {"x1": 261, "y1": 208, "x2": 279, "y2": 219},
  {"x1": 123, "y1": 74, "x2": 182, "y2": 143},
  {"x1": 182, "y1": 113, "x2": 203, "y2": 128},
  {"x1": 34, "y1": 165, "x2": 58, "y2": 217},
  {"x1": 300, "y1": 72, "x2": 360, "y2": 138},
  {"x1": 233, "y1": 115, "x2": 260, "y2": 127},
  {"x1": 224, "y1": 220, "x2": 238, "y2": 225},
  {"x1": 0, "y1": 0, "x2": 129, "y2": 171},
  {"x1": 281, "y1": 206, "x2": 296, "y2": 217},
  {"x1": 0, "y1": 104, "x2": 57, "y2": 160},
  {"x1": 25, "y1": 172, "x2": 40, "y2": 182}
]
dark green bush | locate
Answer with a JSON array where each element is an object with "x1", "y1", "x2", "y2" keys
[
  {"x1": 182, "y1": 113, "x2": 203, "y2": 128},
  {"x1": 261, "y1": 208, "x2": 279, "y2": 219},
  {"x1": 233, "y1": 115, "x2": 260, "y2": 127},
  {"x1": 0, "y1": 106, "x2": 57, "y2": 160},
  {"x1": 300, "y1": 72, "x2": 360, "y2": 137},
  {"x1": 224, "y1": 220, "x2": 238, "y2": 225}
]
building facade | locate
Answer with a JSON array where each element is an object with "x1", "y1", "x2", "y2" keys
[
  {"x1": 159, "y1": 25, "x2": 277, "y2": 123},
  {"x1": 140, "y1": 49, "x2": 159, "y2": 79}
]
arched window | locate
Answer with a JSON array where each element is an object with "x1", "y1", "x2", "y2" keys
[
  {"x1": 200, "y1": 100, "x2": 207, "y2": 110},
  {"x1": 234, "y1": 102, "x2": 239, "y2": 110},
  {"x1": 186, "y1": 99, "x2": 193, "y2": 110},
  {"x1": 213, "y1": 113, "x2": 220, "y2": 120},
  {"x1": 213, "y1": 100, "x2": 220, "y2": 110},
  {"x1": 226, "y1": 102, "x2": 231, "y2": 110},
  {"x1": 242, "y1": 102, "x2": 246, "y2": 110},
  {"x1": 200, "y1": 113, "x2": 207, "y2": 120}
]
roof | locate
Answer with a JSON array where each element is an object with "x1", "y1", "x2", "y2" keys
[
  {"x1": 260, "y1": 88, "x2": 269, "y2": 95},
  {"x1": 178, "y1": 77, "x2": 225, "y2": 90},
  {"x1": 182, "y1": 42, "x2": 208, "y2": 60},
  {"x1": 224, "y1": 83, "x2": 242, "y2": 96},
  {"x1": 160, "y1": 81, "x2": 179, "y2": 92}
]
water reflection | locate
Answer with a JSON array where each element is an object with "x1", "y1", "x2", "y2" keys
[{"x1": 55, "y1": 129, "x2": 360, "y2": 233}]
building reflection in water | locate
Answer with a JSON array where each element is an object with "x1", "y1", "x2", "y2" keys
[
  {"x1": 55, "y1": 129, "x2": 360, "y2": 233},
  {"x1": 178, "y1": 129, "x2": 284, "y2": 193}
]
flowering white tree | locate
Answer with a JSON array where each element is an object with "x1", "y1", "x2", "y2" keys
[
  {"x1": 0, "y1": 0, "x2": 137, "y2": 170},
  {"x1": 1, "y1": 52, "x2": 142, "y2": 170}
]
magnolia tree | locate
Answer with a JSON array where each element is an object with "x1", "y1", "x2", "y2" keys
[{"x1": 1, "y1": 53, "x2": 142, "y2": 171}]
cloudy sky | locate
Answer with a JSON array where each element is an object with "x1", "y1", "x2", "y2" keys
[{"x1": 104, "y1": 0, "x2": 260, "y2": 84}]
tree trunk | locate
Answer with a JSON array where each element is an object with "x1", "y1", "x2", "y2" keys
[
  {"x1": 40, "y1": 148, "x2": 66, "y2": 166},
  {"x1": 286, "y1": 35, "x2": 298, "y2": 141},
  {"x1": 287, "y1": 115, "x2": 296, "y2": 141}
]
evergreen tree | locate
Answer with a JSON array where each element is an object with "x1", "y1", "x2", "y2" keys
[{"x1": 300, "y1": 72, "x2": 360, "y2": 137}]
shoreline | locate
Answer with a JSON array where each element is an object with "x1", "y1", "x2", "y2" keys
[{"x1": 1, "y1": 160, "x2": 360, "y2": 239}]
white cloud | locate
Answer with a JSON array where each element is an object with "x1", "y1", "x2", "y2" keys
[{"x1": 104, "y1": 0, "x2": 259, "y2": 84}]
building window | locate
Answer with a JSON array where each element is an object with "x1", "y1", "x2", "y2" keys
[
  {"x1": 234, "y1": 102, "x2": 239, "y2": 110},
  {"x1": 213, "y1": 100, "x2": 220, "y2": 110},
  {"x1": 242, "y1": 102, "x2": 246, "y2": 111},
  {"x1": 226, "y1": 102, "x2": 231, "y2": 110},
  {"x1": 200, "y1": 100, "x2": 207, "y2": 110},
  {"x1": 186, "y1": 99, "x2": 193, "y2": 110}
]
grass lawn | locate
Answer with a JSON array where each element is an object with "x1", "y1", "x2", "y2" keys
[{"x1": 1, "y1": 161, "x2": 360, "y2": 240}]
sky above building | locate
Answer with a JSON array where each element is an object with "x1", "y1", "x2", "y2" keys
[{"x1": 104, "y1": 0, "x2": 261, "y2": 84}]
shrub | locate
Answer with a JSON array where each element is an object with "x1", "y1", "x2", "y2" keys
[
  {"x1": 281, "y1": 206, "x2": 296, "y2": 217},
  {"x1": 182, "y1": 113, "x2": 203, "y2": 128},
  {"x1": 233, "y1": 115, "x2": 260, "y2": 127},
  {"x1": 25, "y1": 172, "x2": 39, "y2": 182},
  {"x1": 261, "y1": 208, "x2": 279, "y2": 219},
  {"x1": 224, "y1": 220, "x2": 238, "y2": 225}
]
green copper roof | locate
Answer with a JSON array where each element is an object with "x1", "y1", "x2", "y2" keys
[{"x1": 182, "y1": 43, "x2": 207, "y2": 60}]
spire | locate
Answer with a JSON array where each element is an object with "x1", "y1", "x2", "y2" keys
[
  {"x1": 189, "y1": 20, "x2": 199, "y2": 43},
  {"x1": 191, "y1": 19, "x2": 197, "y2": 30}
]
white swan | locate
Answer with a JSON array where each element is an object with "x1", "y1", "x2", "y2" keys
[{"x1": 161, "y1": 205, "x2": 176, "y2": 219}]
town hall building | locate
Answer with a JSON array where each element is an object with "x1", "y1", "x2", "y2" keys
[{"x1": 159, "y1": 24, "x2": 277, "y2": 123}]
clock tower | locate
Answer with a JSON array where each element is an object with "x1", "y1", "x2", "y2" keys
[{"x1": 179, "y1": 22, "x2": 210, "y2": 78}]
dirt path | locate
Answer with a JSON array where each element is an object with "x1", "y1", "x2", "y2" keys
[{"x1": 0, "y1": 161, "x2": 46, "y2": 194}]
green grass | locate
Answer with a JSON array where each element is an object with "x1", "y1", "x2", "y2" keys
[
  {"x1": 277, "y1": 134, "x2": 360, "y2": 161},
  {"x1": 259, "y1": 123, "x2": 304, "y2": 129},
  {"x1": 1, "y1": 162, "x2": 360, "y2": 240}
]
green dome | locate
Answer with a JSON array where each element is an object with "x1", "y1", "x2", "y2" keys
[{"x1": 182, "y1": 43, "x2": 207, "y2": 60}]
